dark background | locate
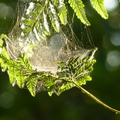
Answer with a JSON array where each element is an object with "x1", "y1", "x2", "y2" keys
[{"x1": 0, "y1": 0, "x2": 120, "y2": 120}]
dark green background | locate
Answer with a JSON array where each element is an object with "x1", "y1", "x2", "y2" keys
[{"x1": 0, "y1": 0, "x2": 120, "y2": 120}]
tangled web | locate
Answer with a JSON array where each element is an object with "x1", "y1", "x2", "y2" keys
[
  {"x1": 0, "y1": 0, "x2": 97, "y2": 96},
  {"x1": 6, "y1": 1, "x2": 95, "y2": 73},
  {"x1": 1, "y1": 0, "x2": 120, "y2": 115}
]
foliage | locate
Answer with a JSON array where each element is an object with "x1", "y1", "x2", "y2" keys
[
  {"x1": 0, "y1": 0, "x2": 106, "y2": 96},
  {"x1": 0, "y1": 35, "x2": 96, "y2": 96},
  {"x1": 21, "y1": 0, "x2": 108, "y2": 40},
  {"x1": 90, "y1": 0, "x2": 108, "y2": 19},
  {"x1": 1, "y1": 0, "x2": 120, "y2": 114}
]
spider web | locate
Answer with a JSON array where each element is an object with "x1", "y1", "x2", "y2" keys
[{"x1": 1, "y1": 0, "x2": 95, "y2": 74}]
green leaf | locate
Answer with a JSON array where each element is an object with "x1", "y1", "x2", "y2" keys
[
  {"x1": 49, "y1": 2, "x2": 60, "y2": 32},
  {"x1": 58, "y1": 0, "x2": 68, "y2": 25},
  {"x1": 43, "y1": 11, "x2": 50, "y2": 35},
  {"x1": 26, "y1": 76, "x2": 37, "y2": 97},
  {"x1": 68, "y1": 0, "x2": 90, "y2": 26},
  {"x1": 57, "y1": 81, "x2": 74, "y2": 95},
  {"x1": 7, "y1": 61, "x2": 17, "y2": 85},
  {"x1": 56, "y1": 49, "x2": 97, "y2": 95},
  {"x1": 90, "y1": 0, "x2": 108, "y2": 19}
]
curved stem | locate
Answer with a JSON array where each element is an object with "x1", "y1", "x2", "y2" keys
[{"x1": 72, "y1": 81, "x2": 120, "y2": 114}]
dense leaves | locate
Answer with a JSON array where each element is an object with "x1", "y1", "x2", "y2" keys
[
  {"x1": 0, "y1": 35, "x2": 96, "y2": 96},
  {"x1": 20, "y1": 0, "x2": 108, "y2": 41},
  {"x1": 0, "y1": 0, "x2": 108, "y2": 96}
]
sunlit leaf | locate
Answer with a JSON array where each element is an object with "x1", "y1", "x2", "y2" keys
[
  {"x1": 90, "y1": 0, "x2": 108, "y2": 19},
  {"x1": 68, "y1": 0, "x2": 90, "y2": 26}
]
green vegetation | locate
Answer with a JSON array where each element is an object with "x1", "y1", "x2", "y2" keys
[{"x1": 0, "y1": 0, "x2": 120, "y2": 115}]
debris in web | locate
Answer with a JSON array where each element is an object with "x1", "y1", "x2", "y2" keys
[{"x1": 5, "y1": 1, "x2": 95, "y2": 74}]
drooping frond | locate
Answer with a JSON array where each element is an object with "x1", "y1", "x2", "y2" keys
[
  {"x1": 58, "y1": 0, "x2": 68, "y2": 25},
  {"x1": 90, "y1": 0, "x2": 108, "y2": 19},
  {"x1": 68, "y1": 0, "x2": 90, "y2": 26},
  {"x1": 49, "y1": 2, "x2": 60, "y2": 32}
]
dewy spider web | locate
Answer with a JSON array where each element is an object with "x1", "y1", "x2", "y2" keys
[{"x1": 5, "y1": 0, "x2": 95, "y2": 74}]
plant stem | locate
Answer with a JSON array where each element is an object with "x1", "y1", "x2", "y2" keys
[{"x1": 72, "y1": 81, "x2": 120, "y2": 114}]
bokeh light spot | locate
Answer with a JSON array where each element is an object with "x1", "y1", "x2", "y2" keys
[
  {"x1": 106, "y1": 50, "x2": 120, "y2": 71},
  {"x1": 104, "y1": 0, "x2": 119, "y2": 12},
  {"x1": 111, "y1": 33, "x2": 120, "y2": 46},
  {"x1": 0, "y1": 3, "x2": 14, "y2": 19},
  {"x1": 0, "y1": 92, "x2": 14, "y2": 109}
]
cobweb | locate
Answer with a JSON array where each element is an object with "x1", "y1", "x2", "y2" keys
[{"x1": 3, "y1": 0, "x2": 95, "y2": 74}]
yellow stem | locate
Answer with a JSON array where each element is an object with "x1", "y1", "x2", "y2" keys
[{"x1": 72, "y1": 81, "x2": 120, "y2": 114}]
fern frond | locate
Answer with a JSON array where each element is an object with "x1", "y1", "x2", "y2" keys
[
  {"x1": 90, "y1": 0, "x2": 108, "y2": 19},
  {"x1": 68, "y1": 0, "x2": 90, "y2": 26},
  {"x1": 49, "y1": 2, "x2": 60, "y2": 32},
  {"x1": 56, "y1": 48, "x2": 97, "y2": 95},
  {"x1": 58, "y1": 0, "x2": 68, "y2": 25},
  {"x1": 21, "y1": 2, "x2": 49, "y2": 40},
  {"x1": 43, "y1": 11, "x2": 50, "y2": 35},
  {"x1": 26, "y1": 75, "x2": 37, "y2": 97}
]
